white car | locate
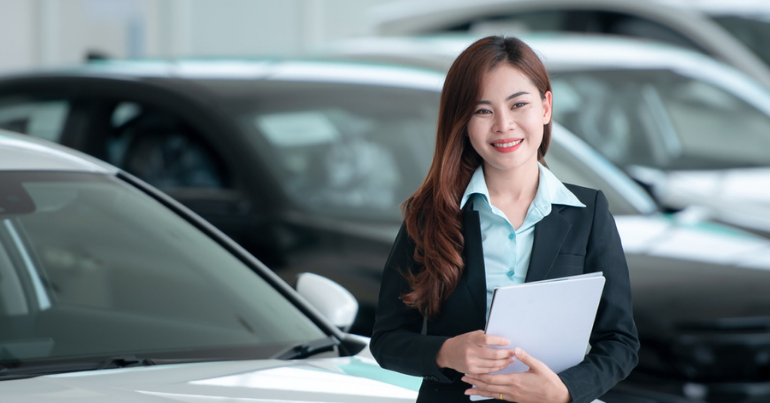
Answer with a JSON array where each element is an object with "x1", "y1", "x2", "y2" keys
[
  {"x1": 0, "y1": 130, "x2": 421, "y2": 402},
  {"x1": 366, "y1": 0, "x2": 770, "y2": 89},
  {"x1": 323, "y1": 33, "x2": 770, "y2": 238}
]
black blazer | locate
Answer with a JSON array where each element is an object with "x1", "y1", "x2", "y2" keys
[{"x1": 370, "y1": 184, "x2": 639, "y2": 403}]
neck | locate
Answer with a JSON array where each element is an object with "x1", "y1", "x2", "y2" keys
[{"x1": 483, "y1": 159, "x2": 540, "y2": 203}]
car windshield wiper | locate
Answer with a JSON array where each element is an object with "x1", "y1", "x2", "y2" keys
[
  {"x1": 95, "y1": 355, "x2": 156, "y2": 370},
  {"x1": 274, "y1": 336, "x2": 340, "y2": 360},
  {"x1": 0, "y1": 355, "x2": 157, "y2": 381}
]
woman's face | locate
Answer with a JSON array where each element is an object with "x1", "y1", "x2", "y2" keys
[{"x1": 467, "y1": 63, "x2": 552, "y2": 175}]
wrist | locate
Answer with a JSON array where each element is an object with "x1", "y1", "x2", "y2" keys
[{"x1": 435, "y1": 338, "x2": 451, "y2": 369}]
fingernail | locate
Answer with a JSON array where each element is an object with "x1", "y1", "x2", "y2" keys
[{"x1": 515, "y1": 347, "x2": 522, "y2": 355}]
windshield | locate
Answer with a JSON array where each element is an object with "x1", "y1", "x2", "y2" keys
[
  {"x1": 0, "y1": 171, "x2": 325, "y2": 368},
  {"x1": 551, "y1": 69, "x2": 770, "y2": 170},
  {"x1": 229, "y1": 81, "x2": 438, "y2": 221},
  {"x1": 218, "y1": 79, "x2": 649, "y2": 219}
]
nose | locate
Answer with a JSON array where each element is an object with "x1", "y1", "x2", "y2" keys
[{"x1": 494, "y1": 110, "x2": 515, "y2": 132}]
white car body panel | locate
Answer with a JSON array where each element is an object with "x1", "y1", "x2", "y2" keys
[
  {"x1": 0, "y1": 354, "x2": 420, "y2": 403},
  {"x1": 0, "y1": 131, "x2": 116, "y2": 173}
]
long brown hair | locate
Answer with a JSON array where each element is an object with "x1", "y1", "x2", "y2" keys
[{"x1": 401, "y1": 36, "x2": 553, "y2": 319}]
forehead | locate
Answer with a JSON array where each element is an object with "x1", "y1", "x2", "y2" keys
[{"x1": 479, "y1": 63, "x2": 537, "y2": 93}]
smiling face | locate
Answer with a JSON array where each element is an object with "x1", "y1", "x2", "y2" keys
[{"x1": 467, "y1": 63, "x2": 552, "y2": 175}]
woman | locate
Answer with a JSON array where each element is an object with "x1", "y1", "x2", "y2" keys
[{"x1": 370, "y1": 36, "x2": 639, "y2": 403}]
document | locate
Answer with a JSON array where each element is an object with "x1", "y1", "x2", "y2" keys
[{"x1": 470, "y1": 272, "x2": 605, "y2": 401}]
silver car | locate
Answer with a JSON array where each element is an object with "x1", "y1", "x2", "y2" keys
[{"x1": 0, "y1": 130, "x2": 422, "y2": 402}]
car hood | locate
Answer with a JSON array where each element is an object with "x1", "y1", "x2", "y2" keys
[
  {"x1": 616, "y1": 214, "x2": 770, "y2": 324},
  {"x1": 0, "y1": 351, "x2": 420, "y2": 403},
  {"x1": 652, "y1": 168, "x2": 770, "y2": 235}
]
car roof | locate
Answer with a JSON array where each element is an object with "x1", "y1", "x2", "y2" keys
[
  {"x1": 1, "y1": 58, "x2": 446, "y2": 93},
  {"x1": 325, "y1": 33, "x2": 770, "y2": 116},
  {"x1": 0, "y1": 129, "x2": 117, "y2": 173},
  {"x1": 326, "y1": 32, "x2": 726, "y2": 71}
]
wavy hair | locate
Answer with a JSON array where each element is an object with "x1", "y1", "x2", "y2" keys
[{"x1": 400, "y1": 36, "x2": 553, "y2": 319}]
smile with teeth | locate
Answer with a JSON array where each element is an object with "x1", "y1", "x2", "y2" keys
[{"x1": 491, "y1": 139, "x2": 523, "y2": 148}]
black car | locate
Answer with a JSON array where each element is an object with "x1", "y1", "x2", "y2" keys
[{"x1": 0, "y1": 60, "x2": 451, "y2": 335}]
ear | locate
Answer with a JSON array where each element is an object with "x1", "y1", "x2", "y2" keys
[{"x1": 542, "y1": 91, "x2": 553, "y2": 124}]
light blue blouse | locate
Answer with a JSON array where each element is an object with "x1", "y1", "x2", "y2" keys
[{"x1": 459, "y1": 163, "x2": 586, "y2": 316}]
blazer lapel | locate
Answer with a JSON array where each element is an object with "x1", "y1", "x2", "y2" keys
[
  {"x1": 462, "y1": 201, "x2": 488, "y2": 325},
  {"x1": 526, "y1": 205, "x2": 572, "y2": 282}
]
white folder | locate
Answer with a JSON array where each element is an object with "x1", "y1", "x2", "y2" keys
[{"x1": 470, "y1": 272, "x2": 605, "y2": 401}]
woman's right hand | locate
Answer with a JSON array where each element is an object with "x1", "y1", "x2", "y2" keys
[{"x1": 435, "y1": 330, "x2": 515, "y2": 374}]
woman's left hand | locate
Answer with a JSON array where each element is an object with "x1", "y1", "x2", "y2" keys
[{"x1": 461, "y1": 347, "x2": 571, "y2": 403}]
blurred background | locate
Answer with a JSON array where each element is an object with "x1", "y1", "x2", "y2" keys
[
  {"x1": 0, "y1": 0, "x2": 388, "y2": 73},
  {"x1": 4, "y1": 1, "x2": 770, "y2": 402}
]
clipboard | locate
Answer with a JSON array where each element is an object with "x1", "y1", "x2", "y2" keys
[{"x1": 470, "y1": 272, "x2": 605, "y2": 401}]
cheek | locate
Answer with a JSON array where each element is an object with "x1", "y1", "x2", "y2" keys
[
  {"x1": 523, "y1": 114, "x2": 546, "y2": 136},
  {"x1": 466, "y1": 120, "x2": 486, "y2": 146}
]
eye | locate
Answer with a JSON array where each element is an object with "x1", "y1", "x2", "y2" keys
[
  {"x1": 511, "y1": 102, "x2": 528, "y2": 109},
  {"x1": 474, "y1": 108, "x2": 492, "y2": 115}
]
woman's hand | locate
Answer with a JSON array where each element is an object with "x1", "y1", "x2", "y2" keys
[
  {"x1": 435, "y1": 330, "x2": 515, "y2": 374},
  {"x1": 461, "y1": 347, "x2": 571, "y2": 403}
]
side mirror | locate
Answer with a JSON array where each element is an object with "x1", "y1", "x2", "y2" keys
[
  {"x1": 626, "y1": 165, "x2": 667, "y2": 201},
  {"x1": 295, "y1": 273, "x2": 359, "y2": 332}
]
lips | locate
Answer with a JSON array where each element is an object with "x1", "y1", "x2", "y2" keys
[{"x1": 491, "y1": 139, "x2": 523, "y2": 152}]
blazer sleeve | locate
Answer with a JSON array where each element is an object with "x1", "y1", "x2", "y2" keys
[
  {"x1": 558, "y1": 190, "x2": 640, "y2": 403},
  {"x1": 369, "y1": 222, "x2": 456, "y2": 383}
]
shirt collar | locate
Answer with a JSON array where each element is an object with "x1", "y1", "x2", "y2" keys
[{"x1": 459, "y1": 163, "x2": 586, "y2": 210}]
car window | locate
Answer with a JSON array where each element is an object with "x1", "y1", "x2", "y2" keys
[
  {"x1": 546, "y1": 134, "x2": 646, "y2": 217},
  {"x1": 0, "y1": 98, "x2": 70, "y2": 143},
  {"x1": 0, "y1": 171, "x2": 325, "y2": 364},
  {"x1": 106, "y1": 102, "x2": 230, "y2": 191},
  {"x1": 231, "y1": 82, "x2": 438, "y2": 221},
  {"x1": 711, "y1": 15, "x2": 770, "y2": 67},
  {"x1": 551, "y1": 69, "x2": 770, "y2": 169}
]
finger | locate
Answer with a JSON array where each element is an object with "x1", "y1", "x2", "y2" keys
[
  {"x1": 461, "y1": 375, "x2": 489, "y2": 389},
  {"x1": 478, "y1": 347, "x2": 516, "y2": 360},
  {"x1": 480, "y1": 334, "x2": 511, "y2": 346},
  {"x1": 465, "y1": 387, "x2": 506, "y2": 399},
  {"x1": 467, "y1": 359, "x2": 512, "y2": 373},
  {"x1": 514, "y1": 347, "x2": 544, "y2": 372},
  {"x1": 464, "y1": 373, "x2": 512, "y2": 385},
  {"x1": 463, "y1": 387, "x2": 496, "y2": 398}
]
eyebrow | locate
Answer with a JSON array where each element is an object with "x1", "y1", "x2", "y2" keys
[{"x1": 477, "y1": 91, "x2": 530, "y2": 105}]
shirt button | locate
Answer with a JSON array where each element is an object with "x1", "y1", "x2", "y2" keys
[
  {"x1": 507, "y1": 270, "x2": 515, "y2": 277},
  {"x1": 508, "y1": 233, "x2": 515, "y2": 240}
]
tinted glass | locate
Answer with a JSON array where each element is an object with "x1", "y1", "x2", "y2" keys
[
  {"x1": 229, "y1": 82, "x2": 438, "y2": 221},
  {"x1": 551, "y1": 69, "x2": 770, "y2": 169},
  {"x1": 0, "y1": 98, "x2": 69, "y2": 143},
  {"x1": 217, "y1": 79, "x2": 647, "y2": 219},
  {"x1": 712, "y1": 15, "x2": 770, "y2": 67},
  {"x1": 105, "y1": 102, "x2": 229, "y2": 191},
  {"x1": 546, "y1": 139, "x2": 643, "y2": 216},
  {"x1": 0, "y1": 172, "x2": 324, "y2": 365}
]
